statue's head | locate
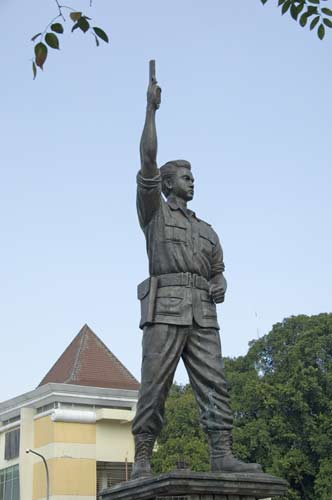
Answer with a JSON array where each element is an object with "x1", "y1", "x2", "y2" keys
[{"x1": 160, "y1": 160, "x2": 194, "y2": 201}]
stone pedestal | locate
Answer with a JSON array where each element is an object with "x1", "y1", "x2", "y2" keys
[{"x1": 99, "y1": 471, "x2": 288, "y2": 500}]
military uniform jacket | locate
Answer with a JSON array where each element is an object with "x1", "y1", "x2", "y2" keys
[{"x1": 137, "y1": 172, "x2": 225, "y2": 330}]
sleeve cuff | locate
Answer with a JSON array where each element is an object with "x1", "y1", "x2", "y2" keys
[
  {"x1": 137, "y1": 171, "x2": 161, "y2": 190},
  {"x1": 212, "y1": 264, "x2": 225, "y2": 275}
]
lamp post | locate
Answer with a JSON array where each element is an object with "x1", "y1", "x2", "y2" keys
[{"x1": 26, "y1": 448, "x2": 50, "y2": 500}]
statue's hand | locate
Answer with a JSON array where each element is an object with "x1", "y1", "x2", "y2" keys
[
  {"x1": 147, "y1": 81, "x2": 161, "y2": 110},
  {"x1": 210, "y1": 284, "x2": 226, "y2": 304}
]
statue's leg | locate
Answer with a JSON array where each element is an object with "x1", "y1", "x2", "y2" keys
[
  {"x1": 182, "y1": 324, "x2": 233, "y2": 432},
  {"x1": 182, "y1": 324, "x2": 262, "y2": 473},
  {"x1": 131, "y1": 323, "x2": 186, "y2": 479}
]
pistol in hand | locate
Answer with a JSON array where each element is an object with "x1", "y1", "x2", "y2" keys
[{"x1": 147, "y1": 60, "x2": 161, "y2": 109}]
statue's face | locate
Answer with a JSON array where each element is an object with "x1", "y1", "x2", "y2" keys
[{"x1": 170, "y1": 167, "x2": 195, "y2": 201}]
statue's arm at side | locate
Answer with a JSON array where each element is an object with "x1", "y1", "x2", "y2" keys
[{"x1": 210, "y1": 237, "x2": 227, "y2": 304}]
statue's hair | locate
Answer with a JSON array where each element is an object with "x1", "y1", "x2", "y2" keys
[{"x1": 160, "y1": 160, "x2": 191, "y2": 197}]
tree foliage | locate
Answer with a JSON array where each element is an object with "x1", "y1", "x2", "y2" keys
[
  {"x1": 32, "y1": 0, "x2": 331, "y2": 78},
  {"x1": 31, "y1": 1, "x2": 109, "y2": 79},
  {"x1": 152, "y1": 313, "x2": 332, "y2": 500},
  {"x1": 261, "y1": 0, "x2": 332, "y2": 40},
  {"x1": 151, "y1": 384, "x2": 210, "y2": 473}
]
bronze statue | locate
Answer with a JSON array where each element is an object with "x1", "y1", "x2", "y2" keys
[{"x1": 131, "y1": 61, "x2": 261, "y2": 479}]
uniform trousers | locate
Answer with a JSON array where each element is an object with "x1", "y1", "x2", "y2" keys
[{"x1": 132, "y1": 322, "x2": 233, "y2": 437}]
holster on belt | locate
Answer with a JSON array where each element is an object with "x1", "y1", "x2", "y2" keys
[{"x1": 137, "y1": 276, "x2": 158, "y2": 329}]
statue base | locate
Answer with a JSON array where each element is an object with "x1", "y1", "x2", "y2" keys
[{"x1": 99, "y1": 470, "x2": 288, "y2": 500}]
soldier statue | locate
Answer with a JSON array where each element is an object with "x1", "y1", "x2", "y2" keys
[{"x1": 131, "y1": 61, "x2": 262, "y2": 479}]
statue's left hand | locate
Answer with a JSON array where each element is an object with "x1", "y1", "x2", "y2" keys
[{"x1": 210, "y1": 284, "x2": 226, "y2": 304}]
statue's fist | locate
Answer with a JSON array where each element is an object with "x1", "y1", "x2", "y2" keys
[
  {"x1": 210, "y1": 285, "x2": 226, "y2": 304},
  {"x1": 147, "y1": 82, "x2": 161, "y2": 109}
]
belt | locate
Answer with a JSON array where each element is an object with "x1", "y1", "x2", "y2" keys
[{"x1": 157, "y1": 272, "x2": 209, "y2": 291}]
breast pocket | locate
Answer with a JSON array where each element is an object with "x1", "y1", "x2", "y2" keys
[
  {"x1": 199, "y1": 226, "x2": 215, "y2": 257},
  {"x1": 164, "y1": 222, "x2": 187, "y2": 244}
]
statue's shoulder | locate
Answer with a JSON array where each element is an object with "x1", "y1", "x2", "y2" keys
[
  {"x1": 196, "y1": 216, "x2": 211, "y2": 227},
  {"x1": 195, "y1": 216, "x2": 218, "y2": 244}
]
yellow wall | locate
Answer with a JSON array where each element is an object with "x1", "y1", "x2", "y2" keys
[
  {"x1": 36, "y1": 442, "x2": 96, "y2": 461},
  {"x1": 33, "y1": 416, "x2": 97, "y2": 500},
  {"x1": 34, "y1": 415, "x2": 96, "y2": 448},
  {"x1": 33, "y1": 458, "x2": 96, "y2": 499}
]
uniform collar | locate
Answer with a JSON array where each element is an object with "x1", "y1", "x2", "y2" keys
[{"x1": 167, "y1": 198, "x2": 196, "y2": 219}]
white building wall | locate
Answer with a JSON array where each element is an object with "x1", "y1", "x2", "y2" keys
[
  {"x1": 19, "y1": 407, "x2": 35, "y2": 500},
  {"x1": 96, "y1": 420, "x2": 134, "y2": 463}
]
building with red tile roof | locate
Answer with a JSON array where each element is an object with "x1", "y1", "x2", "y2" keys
[{"x1": 0, "y1": 325, "x2": 139, "y2": 500}]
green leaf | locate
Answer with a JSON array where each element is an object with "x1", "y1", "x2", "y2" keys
[
  {"x1": 278, "y1": 0, "x2": 286, "y2": 5},
  {"x1": 70, "y1": 12, "x2": 82, "y2": 22},
  {"x1": 307, "y1": 0, "x2": 319, "y2": 3},
  {"x1": 51, "y1": 23, "x2": 64, "y2": 34},
  {"x1": 261, "y1": 0, "x2": 268, "y2": 4},
  {"x1": 94, "y1": 34, "x2": 100, "y2": 47},
  {"x1": 31, "y1": 33, "x2": 41, "y2": 42},
  {"x1": 32, "y1": 61, "x2": 37, "y2": 80},
  {"x1": 77, "y1": 17, "x2": 90, "y2": 33},
  {"x1": 34, "y1": 42, "x2": 48, "y2": 69},
  {"x1": 45, "y1": 33, "x2": 60, "y2": 50},
  {"x1": 322, "y1": 7, "x2": 332, "y2": 16},
  {"x1": 299, "y1": 12, "x2": 309, "y2": 26},
  {"x1": 281, "y1": 0, "x2": 291, "y2": 15},
  {"x1": 318, "y1": 23, "x2": 325, "y2": 39},
  {"x1": 323, "y1": 17, "x2": 332, "y2": 27},
  {"x1": 296, "y1": 3, "x2": 305, "y2": 15},
  {"x1": 93, "y1": 27, "x2": 109, "y2": 43},
  {"x1": 307, "y1": 5, "x2": 318, "y2": 15},
  {"x1": 291, "y1": 4, "x2": 299, "y2": 20},
  {"x1": 310, "y1": 15, "x2": 320, "y2": 30}
]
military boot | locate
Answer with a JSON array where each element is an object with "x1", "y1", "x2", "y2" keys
[
  {"x1": 131, "y1": 433, "x2": 155, "y2": 480},
  {"x1": 208, "y1": 431, "x2": 262, "y2": 473}
]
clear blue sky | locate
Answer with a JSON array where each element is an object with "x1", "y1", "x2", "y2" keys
[{"x1": 1, "y1": 0, "x2": 331, "y2": 402}]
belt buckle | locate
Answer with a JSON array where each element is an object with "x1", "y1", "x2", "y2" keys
[{"x1": 185, "y1": 272, "x2": 195, "y2": 288}]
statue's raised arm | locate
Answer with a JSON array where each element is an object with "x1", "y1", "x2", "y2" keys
[{"x1": 140, "y1": 60, "x2": 161, "y2": 178}]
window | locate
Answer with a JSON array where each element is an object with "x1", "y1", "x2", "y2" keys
[
  {"x1": 96, "y1": 461, "x2": 132, "y2": 496},
  {"x1": 0, "y1": 465, "x2": 20, "y2": 500},
  {"x1": 2, "y1": 417, "x2": 19, "y2": 428},
  {"x1": 4, "y1": 430, "x2": 20, "y2": 461},
  {"x1": 36, "y1": 402, "x2": 58, "y2": 414}
]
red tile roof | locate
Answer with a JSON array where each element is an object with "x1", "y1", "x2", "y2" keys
[{"x1": 38, "y1": 324, "x2": 139, "y2": 390}]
